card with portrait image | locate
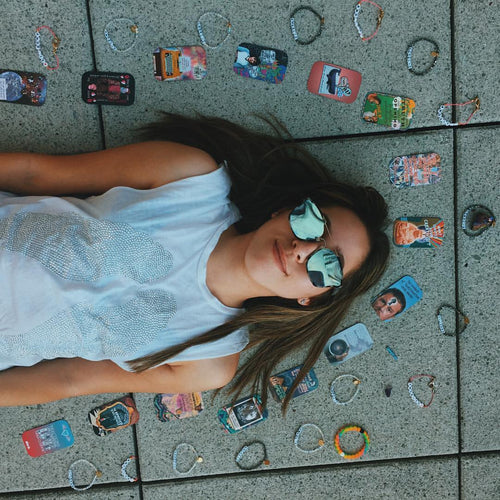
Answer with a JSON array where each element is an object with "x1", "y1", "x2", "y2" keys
[
  {"x1": 217, "y1": 394, "x2": 268, "y2": 434},
  {"x1": 307, "y1": 61, "x2": 362, "y2": 103},
  {"x1": 362, "y1": 92, "x2": 415, "y2": 130},
  {"x1": 371, "y1": 276, "x2": 423, "y2": 322},
  {"x1": 269, "y1": 365, "x2": 318, "y2": 403},
  {"x1": 393, "y1": 217, "x2": 444, "y2": 248},
  {"x1": 233, "y1": 42, "x2": 288, "y2": 84}
]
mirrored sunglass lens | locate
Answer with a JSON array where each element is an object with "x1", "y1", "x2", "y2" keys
[
  {"x1": 289, "y1": 198, "x2": 325, "y2": 240},
  {"x1": 307, "y1": 248, "x2": 343, "y2": 288}
]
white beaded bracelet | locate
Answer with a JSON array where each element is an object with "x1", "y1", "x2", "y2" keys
[
  {"x1": 294, "y1": 423, "x2": 325, "y2": 454},
  {"x1": 173, "y1": 443, "x2": 203, "y2": 475},
  {"x1": 68, "y1": 459, "x2": 102, "y2": 491},
  {"x1": 330, "y1": 374, "x2": 361, "y2": 405}
]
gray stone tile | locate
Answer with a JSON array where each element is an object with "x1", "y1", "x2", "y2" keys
[
  {"x1": 0, "y1": 0, "x2": 101, "y2": 153},
  {"x1": 143, "y1": 456, "x2": 458, "y2": 500},
  {"x1": 461, "y1": 454, "x2": 500, "y2": 500},
  {"x1": 0, "y1": 394, "x2": 137, "y2": 493},
  {"x1": 89, "y1": 0, "x2": 452, "y2": 146},
  {"x1": 456, "y1": 126, "x2": 500, "y2": 452},
  {"x1": 454, "y1": 0, "x2": 500, "y2": 124},
  {"x1": 11, "y1": 486, "x2": 140, "y2": 499},
  {"x1": 134, "y1": 130, "x2": 458, "y2": 482}
]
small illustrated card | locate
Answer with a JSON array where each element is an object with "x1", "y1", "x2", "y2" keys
[
  {"x1": 389, "y1": 153, "x2": 441, "y2": 188},
  {"x1": 0, "y1": 69, "x2": 47, "y2": 106},
  {"x1": 268, "y1": 365, "x2": 319, "y2": 403},
  {"x1": 88, "y1": 396, "x2": 139, "y2": 436},
  {"x1": 153, "y1": 46, "x2": 207, "y2": 81},
  {"x1": 362, "y1": 92, "x2": 415, "y2": 130},
  {"x1": 233, "y1": 42, "x2": 288, "y2": 84},
  {"x1": 393, "y1": 217, "x2": 444, "y2": 248},
  {"x1": 22, "y1": 419, "x2": 74, "y2": 457},
  {"x1": 154, "y1": 392, "x2": 204, "y2": 421},
  {"x1": 82, "y1": 71, "x2": 135, "y2": 105},
  {"x1": 371, "y1": 276, "x2": 423, "y2": 322},
  {"x1": 218, "y1": 394, "x2": 268, "y2": 434},
  {"x1": 307, "y1": 61, "x2": 362, "y2": 103},
  {"x1": 323, "y1": 323, "x2": 374, "y2": 365}
]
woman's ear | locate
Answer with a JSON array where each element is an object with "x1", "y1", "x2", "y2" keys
[{"x1": 297, "y1": 297, "x2": 311, "y2": 306}]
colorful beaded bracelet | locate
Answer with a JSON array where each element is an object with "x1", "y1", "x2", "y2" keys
[
  {"x1": 437, "y1": 97, "x2": 480, "y2": 126},
  {"x1": 121, "y1": 455, "x2": 139, "y2": 482},
  {"x1": 334, "y1": 425, "x2": 370, "y2": 460},
  {"x1": 35, "y1": 25, "x2": 60, "y2": 70},
  {"x1": 289, "y1": 6, "x2": 325, "y2": 45},
  {"x1": 235, "y1": 441, "x2": 270, "y2": 470},
  {"x1": 353, "y1": 0, "x2": 384, "y2": 42},
  {"x1": 407, "y1": 374, "x2": 436, "y2": 408}
]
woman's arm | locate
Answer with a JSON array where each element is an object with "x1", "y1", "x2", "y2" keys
[
  {"x1": 0, "y1": 354, "x2": 239, "y2": 406},
  {"x1": 0, "y1": 141, "x2": 218, "y2": 196}
]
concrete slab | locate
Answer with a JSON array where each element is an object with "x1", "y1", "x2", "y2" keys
[
  {"x1": 454, "y1": 0, "x2": 500, "y2": 124},
  {"x1": 11, "y1": 485, "x2": 140, "y2": 499},
  {"x1": 134, "y1": 129, "x2": 458, "y2": 482},
  {"x1": 0, "y1": 394, "x2": 137, "y2": 493},
  {"x1": 142, "y1": 456, "x2": 459, "y2": 500},
  {"x1": 461, "y1": 453, "x2": 500, "y2": 500},
  {"x1": 0, "y1": 0, "x2": 101, "y2": 153},
  {"x1": 88, "y1": 0, "x2": 452, "y2": 147},
  {"x1": 456, "y1": 126, "x2": 500, "y2": 453}
]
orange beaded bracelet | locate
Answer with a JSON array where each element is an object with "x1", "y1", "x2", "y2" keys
[{"x1": 334, "y1": 425, "x2": 370, "y2": 460}]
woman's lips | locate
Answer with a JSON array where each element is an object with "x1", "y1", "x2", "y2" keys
[{"x1": 274, "y1": 241, "x2": 288, "y2": 275}]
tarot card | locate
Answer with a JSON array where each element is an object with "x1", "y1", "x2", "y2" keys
[
  {"x1": 362, "y1": 92, "x2": 415, "y2": 129},
  {"x1": 307, "y1": 61, "x2": 362, "y2": 103},
  {"x1": 389, "y1": 153, "x2": 441, "y2": 188},
  {"x1": 88, "y1": 396, "x2": 139, "y2": 436},
  {"x1": 323, "y1": 323, "x2": 373, "y2": 365},
  {"x1": 22, "y1": 419, "x2": 74, "y2": 457},
  {"x1": 0, "y1": 69, "x2": 47, "y2": 106},
  {"x1": 233, "y1": 42, "x2": 288, "y2": 84},
  {"x1": 269, "y1": 365, "x2": 319, "y2": 403},
  {"x1": 154, "y1": 392, "x2": 204, "y2": 421},
  {"x1": 218, "y1": 394, "x2": 268, "y2": 434},
  {"x1": 393, "y1": 217, "x2": 444, "y2": 248},
  {"x1": 371, "y1": 276, "x2": 423, "y2": 322},
  {"x1": 82, "y1": 71, "x2": 134, "y2": 105},
  {"x1": 153, "y1": 46, "x2": 207, "y2": 81}
]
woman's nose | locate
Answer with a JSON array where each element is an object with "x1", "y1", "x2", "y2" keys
[{"x1": 293, "y1": 238, "x2": 322, "y2": 263}]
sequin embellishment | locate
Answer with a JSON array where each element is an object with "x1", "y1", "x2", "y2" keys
[{"x1": 0, "y1": 212, "x2": 173, "y2": 283}]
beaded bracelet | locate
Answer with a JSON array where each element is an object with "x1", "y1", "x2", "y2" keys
[
  {"x1": 34, "y1": 25, "x2": 60, "y2": 70},
  {"x1": 334, "y1": 425, "x2": 370, "y2": 460},
  {"x1": 235, "y1": 441, "x2": 270, "y2": 470},
  {"x1": 406, "y1": 38, "x2": 439, "y2": 76},
  {"x1": 436, "y1": 304, "x2": 469, "y2": 336},
  {"x1": 437, "y1": 97, "x2": 480, "y2": 126},
  {"x1": 461, "y1": 204, "x2": 496, "y2": 237},
  {"x1": 104, "y1": 18, "x2": 139, "y2": 53},
  {"x1": 330, "y1": 374, "x2": 361, "y2": 405},
  {"x1": 121, "y1": 455, "x2": 139, "y2": 482},
  {"x1": 294, "y1": 423, "x2": 325, "y2": 453},
  {"x1": 196, "y1": 12, "x2": 232, "y2": 49},
  {"x1": 289, "y1": 6, "x2": 325, "y2": 45},
  {"x1": 173, "y1": 443, "x2": 203, "y2": 475},
  {"x1": 407, "y1": 374, "x2": 436, "y2": 408},
  {"x1": 68, "y1": 459, "x2": 102, "y2": 491},
  {"x1": 353, "y1": 0, "x2": 384, "y2": 42}
]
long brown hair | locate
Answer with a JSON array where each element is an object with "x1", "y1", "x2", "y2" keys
[{"x1": 128, "y1": 112, "x2": 390, "y2": 413}]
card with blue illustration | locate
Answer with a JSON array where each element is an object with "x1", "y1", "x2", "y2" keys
[
  {"x1": 269, "y1": 365, "x2": 318, "y2": 402},
  {"x1": 371, "y1": 276, "x2": 423, "y2": 321},
  {"x1": 389, "y1": 153, "x2": 441, "y2": 188},
  {"x1": 323, "y1": 323, "x2": 373, "y2": 365},
  {"x1": 307, "y1": 61, "x2": 362, "y2": 103},
  {"x1": 0, "y1": 69, "x2": 47, "y2": 106},
  {"x1": 233, "y1": 42, "x2": 288, "y2": 84},
  {"x1": 22, "y1": 419, "x2": 74, "y2": 457}
]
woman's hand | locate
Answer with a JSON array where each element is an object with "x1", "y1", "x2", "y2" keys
[{"x1": 0, "y1": 141, "x2": 217, "y2": 196}]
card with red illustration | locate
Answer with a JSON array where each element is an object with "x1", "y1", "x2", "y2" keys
[
  {"x1": 362, "y1": 92, "x2": 415, "y2": 129},
  {"x1": 153, "y1": 46, "x2": 207, "y2": 81},
  {"x1": 389, "y1": 153, "x2": 441, "y2": 188},
  {"x1": 393, "y1": 217, "x2": 444, "y2": 248},
  {"x1": 22, "y1": 419, "x2": 74, "y2": 457},
  {"x1": 0, "y1": 69, "x2": 47, "y2": 106},
  {"x1": 233, "y1": 42, "x2": 288, "y2": 84},
  {"x1": 307, "y1": 61, "x2": 362, "y2": 103},
  {"x1": 82, "y1": 71, "x2": 134, "y2": 105}
]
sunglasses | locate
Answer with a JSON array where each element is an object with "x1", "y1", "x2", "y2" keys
[{"x1": 289, "y1": 198, "x2": 343, "y2": 288}]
